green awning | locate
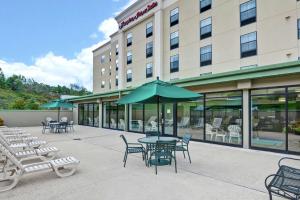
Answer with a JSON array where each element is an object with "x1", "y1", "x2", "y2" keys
[{"x1": 117, "y1": 79, "x2": 201, "y2": 104}]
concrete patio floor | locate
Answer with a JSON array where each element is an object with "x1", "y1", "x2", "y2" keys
[{"x1": 1, "y1": 125, "x2": 299, "y2": 200}]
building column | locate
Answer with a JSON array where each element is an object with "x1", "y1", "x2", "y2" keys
[
  {"x1": 98, "y1": 100, "x2": 102, "y2": 128},
  {"x1": 72, "y1": 103, "x2": 79, "y2": 125},
  {"x1": 154, "y1": 8, "x2": 163, "y2": 79},
  {"x1": 242, "y1": 89, "x2": 250, "y2": 149},
  {"x1": 125, "y1": 104, "x2": 129, "y2": 131},
  {"x1": 118, "y1": 32, "x2": 125, "y2": 90}
]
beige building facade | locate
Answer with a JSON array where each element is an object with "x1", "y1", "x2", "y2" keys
[{"x1": 70, "y1": 0, "x2": 300, "y2": 155}]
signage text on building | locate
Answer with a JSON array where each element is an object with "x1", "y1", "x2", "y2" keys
[{"x1": 119, "y1": 1, "x2": 158, "y2": 29}]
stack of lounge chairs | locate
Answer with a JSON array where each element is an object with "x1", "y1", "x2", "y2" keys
[{"x1": 0, "y1": 127, "x2": 80, "y2": 192}]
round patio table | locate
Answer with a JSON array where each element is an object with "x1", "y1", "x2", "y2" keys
[{"x1": 138, "y1": 136, "x2": 179, "y2": 144}]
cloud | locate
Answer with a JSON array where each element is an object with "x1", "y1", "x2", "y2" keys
[
  {"x1": 114, "y1": 0, "x2": 137, "y2": 15},
  {"x1": 98, "y1": 18, "x2": 119, "y2": 39},
  {"x1": 0, "y1": 0, "x2": 135, "y2": 92}
]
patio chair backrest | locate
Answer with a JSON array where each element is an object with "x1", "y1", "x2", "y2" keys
[
  {"x1": 146, "y1": 116, "x2": 157, "y2": 125},
  {"x1": 41, "y1": 121, "x2": 46, "y2": 127},
  {"x1": 182, "y1": 134, "x2": 192, "y2": 145},
  {"x1": 206, "y1": 123, "x2": 213, "y2": 132},
  {"x1": 69, "y1": 121, "x2": 74, "y2": 125},
  {"x1": 111, "y1": 118, "x2": 116, "y2": 125},
  {"x1": 46, "y1": 117, "x2": 52, "y2": 122},
  {"x1": 154, "y1": 140, "x2": 176, "y2": 158},
  {"x1": 119, "y1": 119, "x2": 125, "y2": 129},
  {"x1": 228, "y1": 125, "x2": 241, "y2": 134},
  {"x1": 0, "y1": 143, "x2": 23, "y2": 170},
  {"x1": 120, "y1": 135, "x2": 128, "y2": 147},
  {"x1": 213, "y1": 118, "x2": 222, "y2": 128}
]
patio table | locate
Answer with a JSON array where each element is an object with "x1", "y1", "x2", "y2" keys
[
  {"x1": 49, "y1": 122, "x2": 67, "y2": 133},
  {"x1": 138, "y1": 136, "x2": 179, "y2": 144}
]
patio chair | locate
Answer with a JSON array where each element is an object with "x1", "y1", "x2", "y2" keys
[
  {"x1": 119, "y1": 119, "x2": 126, "y2": 130},
  {"x1": 137, "y1": 120, "x2": 143, "y2": 132},
  {"x1": 41, "y1": 122, "x2": 51, "y2": 133},
  {"x1": 228, "y1": 125, "x2": 241, "y2": 144},
  {"x1": 212, "y1": 118, "x2": 222, "y2": 130},
  {"x1": 0, "y1": 143, "x2": 79, "y2": 192},
  {"x1": 146, "y1": 116, "x2": 157, "y2": 126},
  {"x1": 194, "y1": 118, "x2": 204, "y2": 128},
  {"x1": 176, "y1": 134, "x2": 192, "y2": 163},
  {"x1": 111, "y1": 119, "x2": 117, "y2": 129},
  {"x1": 0, "y1": 138, "x2": 59, "y2": 160},
  {"x1": 120, "y1": 135, "x2": 146, "y2": 167},
  {"x1": 178, "y1": 117, "x2": 190, "y2": 128},
  {"x1": 67, "y1": 121, "x2": 74, "y2": 132},
  {"x1": 148, "y1": 140, "x2": 177, "y2": 175},
  {"x1": 265, "y1": 157, "x2": 300, "y2": 200},
  {"x1": 60, "y1": 117, "x2": 68, "y2": 123},
  {"x1": 205, "y1": 123, "x2": 215, "y2": 140},
  {"x1": 150, "y1": 121, "x2": 158, "y2": 131},
  {"x1": 46, "y1": 117, "x2": 53, "y2": 124},
  {"x1": 56, "y1": 122, "x2": 68, "y2": 133}
]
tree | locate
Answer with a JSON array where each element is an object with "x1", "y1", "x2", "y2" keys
[
  {"x1": 0, "y1": 68, "x2": 5, "y2": 88},
  {"x1": 11, "y1": 98, "x2": 26, "y2": 110}
]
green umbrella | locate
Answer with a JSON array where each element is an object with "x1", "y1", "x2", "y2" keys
[
  {"x1": 117, "y1": 78, "x2": 201, "y2": 136},
  {"x1": 41, "y1": 99, "x2": 75, "y2": 121}
]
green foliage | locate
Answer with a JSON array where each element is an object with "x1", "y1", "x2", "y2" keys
[
  {"x1": 0, "y1": 68, "x2": 91, "y2": 110},
  {"x1": 0, "y1": 117, "x2": 3, "y2": 126}
]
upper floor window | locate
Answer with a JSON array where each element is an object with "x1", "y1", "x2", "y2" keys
[
  {"x1": 116, "y1": 44, "x2": 119, "y2": 55},
  {"x1": 109, "y1": 52, "x2": 112, "y2": 62},
  {"x1": 200, "y1": 17, "x2": 212, "y2": 40},
  {"x1": 146, "y1": 63, "x2": 153, "y2": 78},
  {"x1": 170, "y1": 54, "x2": 179, "y2": 73},
  {"x1": 127, "y1": 51, "x2": 132, "y2": 65},
  {"x1": 101, "y1": 68, "x2": 105, "y2": 76},
  {"x1": 116, "y1": 59, "x2": 119, "y2": 71},
  {"x1": 146, "y1": 42, "x2": 153, "y2": 58},
  {"x1": 101, "y1": 55, "x2": 106, "y2": 63},
  {"x1": 146, "y1": 22, "x2": 153, "y2": 38},
  {"x1": 101, "y1": 81, "x2": 105, "y2": 88},
  {"x1": 200, "y1": 0, "x2": 212, "y2": 13},
  {"x1": 109, "y1": 65, "x2": 112, "y2": 76},
  {"x1": 200, "y1": 45, "x2": 212, "y2": 66},
  {"x1": 109, "y1": 79, "x2": 111, "y2": 89},
  {"x1": 241, "y1": 32, "x2": 257, "y2": 58},
  {"x1": 116, "y1": 75, "x2": 119, "y2": 86},
  {"x1": 127, "y1": 69, "x2": 132, "y2": 82},
  {"x1": 170, "y1": 31, "x2": 179, "y2": 50},
  {"x1": 170, "y1": 8, "x2": 179, "y2": 27},
  {"x1": 240, "y1": 0, "x2": 256, "y2": 26},
  {"x1": 127, "y1": 33, "x2": 133, "y2": 47},
  {"x1": 298, "y1": 19, "x2": 300, "y2": 39}
]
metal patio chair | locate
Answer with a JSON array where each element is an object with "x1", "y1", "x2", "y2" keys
[
  {"x1": 120, "y1": 135, "x2": 146, "y2": 167},
  {"x1": 176, "y1": 134, "x2": 192, "y2": 163},
  {"x1": 148, "y1": 140, "x2": 177, "y2": 175},
  {"x1": 265, "y1": 157, "x2": 300, "y2": 200},
  {"x1": 41, "y1": 122, "x2": 51, "y2": 134}
]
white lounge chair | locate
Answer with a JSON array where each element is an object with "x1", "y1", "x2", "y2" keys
[
  {"x1": 205, "y1": 123, "x2": 215, "y2": 140},
  {"x1": 0, "y1": 138, "x2": 58, "y2": 161},
  {"x1": 212, "y1": 118, "x2": 222, "y2": 130},
  {"x1": 178, "y1": 117, "x2": 190, "y2": 128},
  {"x1": 119, "y1": 119, "x2": 125, "y2": 130},
  {"x1": 0, "y1": 143, "x2": 79, "y2": 192},
  {"x1": 0, "y1": 136, "x2": 46, "y2": 149},
  {"x1": 111, "y1": 118, "x2": 117, "y2": 129}
]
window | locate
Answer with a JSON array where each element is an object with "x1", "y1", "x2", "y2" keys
[
  {"x1": 127, "y1": 51, "x2": 132, "y2": 65},
  {"x1": 146, "y1": 63, "x2": 153, "y2": 78},
  {"x1": 101, "y1": 68, "x2": 105, "y2": 75},
  {"x1": 109, "y1": 52, "x2": 112, "y2": 62},
  {"x1": 109, "y1": 66, "x2": 112, "y2": 76},
  {"x1": 115, "y1": 75, "x2": 118, "y2": 87},
  {"x1": 200, "y1": 45, "x2": 212, "y2": 66},
  {"x1": 109, "y1": 79, "x2": 111, "y2": 89},
  {"x1": 170, "y1": 31, "x2": 179, "y2": 50},
  {"x1": 101, "y1": 81, "x2": 105, "y2": 88},
  {"x1": 78, "y1": 103, "x2": 99, "y2": 127},
  {"x1": 102, "y1": 102, "x2": 125, "y2": 130},
  {"x1": 240, "y1": 0, "x2": 256, "y2": 26},
  {"x1": 146, "y1": 42, "x2": 153, "y2": 58},
  {"x1": 127, "y1": 33, "x2": 132, "y2": 47},
  {"x1": 170, "y1": 8, "x2": 179, "y2": 27},
  {"x1": 200, "y1": 17, "x2": 212, "y2": 39},
  {"x1": 170, "y1": 54, "x2": 179, "y2": 73},
  {"x1": 146, "y1": 22, "x2": 153, "y2": 38},
  {"x1": 116, "y1": 44, "x2": 119, "y2": 55},
  {"x1": 205, "y1": 91, "x2": 243, "y2": 145},
  {"x1": 200, "y1": 0, "x2": 211, "y2": 13},
  {"x1": 100, "y1": 55, "x2": 106, "y2": 63},
  {"x1": 116, "y1": 59, "x2": 119, "y2": 71},
  {"x1": 241, "y1": 32, "x2": 257, "y2": 58},
  {"x1": 127, "y1": 69, "x2": 132, "y2": 82},
  {"x1": 298, "y1": 19, "x2": 300, "y2": 39}
]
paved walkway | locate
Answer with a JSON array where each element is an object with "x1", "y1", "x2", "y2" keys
[{"x1": 1, "y1": 125, "x2": 298, "y2": 200}]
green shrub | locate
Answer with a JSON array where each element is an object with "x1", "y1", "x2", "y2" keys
[{"x1": 0, "y1": 117, "x2": 4, "y2": 126}]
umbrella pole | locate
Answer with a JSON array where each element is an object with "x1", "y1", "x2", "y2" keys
[
  {"x1": 157, "y1": 96, "x2": 160, "y2": 138},
  {"x1": 58, "y1": 107, "x2": 60, "y2": 122}
]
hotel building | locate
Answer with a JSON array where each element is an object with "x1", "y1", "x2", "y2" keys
[{"x1": 69, "y1": 0, "x2": 300, "y2": 154}]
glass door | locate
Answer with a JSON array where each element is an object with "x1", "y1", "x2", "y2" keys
[{"x1": 164, "y1": 103, "x2": 174, "y2": 136}]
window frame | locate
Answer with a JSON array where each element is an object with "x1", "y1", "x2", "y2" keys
[
  {"x1": 126, "y1": 69, "x2": 132, "y2": 82},
  {"x1": 146, "y1": 42, "x2": 153, "y2": 58},
  {"x1": 146, "y1": 63, "x2": 153, "y2": 78},
  {"x1": 127, "y1": 51, "x2": 132, "y2": 65},
  {"x1": 170, "y1": 31, "x2": 179, "y2": 50},
  {"x1": 200, "y1": 17, "x2": 212, "y2": 40},
  {"x1": 146, "y1": 22, "x2": 153, "y2": 38},
  {"x1": 200, "y1": 45, "x2": 212, "y2": 67},
  {"x1": 240, "y1": 32, "x2": 257, "y2": 58},
  {"x1": 170, "y1": 8, "x2": 179, "y2": 27},
  {"x1": 127, "y1": 33, "x2": 133, "y2": 47},
  {"x1": 200, "y1": 0, "x2": 212, "y2": 13},
  {"x1": 240, "y1": 0, "x2": 256, "y2": 27},
  {"x1": 170, "y1": 54, "x2": 179, "y2": 73}
]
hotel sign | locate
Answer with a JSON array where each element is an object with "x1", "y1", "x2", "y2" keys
[{"x1": 119, "y1": 1, "x2": 158, "y2": 29}]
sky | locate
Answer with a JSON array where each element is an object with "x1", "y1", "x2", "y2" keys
[{"x1": 0, "y1": 0, "x2": 137, "y2": 91}]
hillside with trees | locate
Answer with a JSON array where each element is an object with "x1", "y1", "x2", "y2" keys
[{"x1": 0, "y1": 68, "x2": 91, "y2": 110}]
